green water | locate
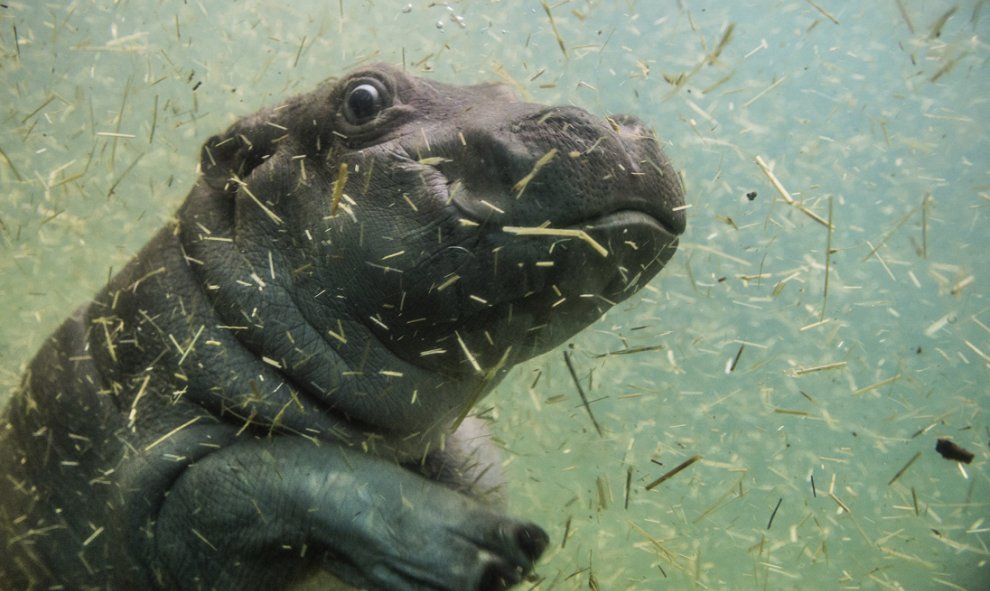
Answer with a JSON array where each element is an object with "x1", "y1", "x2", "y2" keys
[{"x1": 1, "y1": 1, "x2": 987, "y2": 589}]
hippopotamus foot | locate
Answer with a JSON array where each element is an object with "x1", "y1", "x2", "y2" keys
[{"x1": 155, "y1": 434, "x2": 547, "y2": 591}]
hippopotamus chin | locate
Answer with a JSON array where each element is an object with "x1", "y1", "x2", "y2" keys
[{"x1": 0, "y1": 63, "x2": 684, "y2": 590}]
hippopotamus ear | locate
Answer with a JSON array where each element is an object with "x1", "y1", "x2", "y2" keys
[{"x1": 199, "y1": 111, "x2": 285, "y2": 192}]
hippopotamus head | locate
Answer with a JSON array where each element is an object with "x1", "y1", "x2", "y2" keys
[{"x1": 189, "y1": 63, "x2": 684, "y2": 443}]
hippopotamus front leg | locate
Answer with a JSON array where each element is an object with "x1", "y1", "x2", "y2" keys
[{"x1": 155, "y1": 430, "x2": 547, "y2": 591}]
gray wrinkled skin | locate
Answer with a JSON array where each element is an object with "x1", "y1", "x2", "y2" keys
[{"x1": 0, "y1": 64, "x2": 685, "y2": 590}]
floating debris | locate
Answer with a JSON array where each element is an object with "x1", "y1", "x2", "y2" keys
[
  {"x1": 144, "y1": 416, "x2": 204, "y2": 452},
  {"x1": 562, "y1": 350, "x2": 602, "y2": 437},
  {"x1": 820, "y1": 195, "x2": 833, "y2": 320},
  {"x1": 624, "y1": 466, "x2": 632, "y2": 510},
  {"x1": 596, "y1": 475, "x2": 609, "y2": 511},
  {"x1": 592, "y1": 343, "x2": 665, "y2": 358},
  {"x1": 540, "y1": 1, "x2": 568, "y2": 59},
  {"x1": 852, "y1": 374, "x2": 901, "y2": 396},
  {"x1": 804, "y1": 0, "x2": 840, "y2": 25},
  {"x1": 888, "y1": 451, "x2": 922, "y2": 486},
  {"x1": 708, "y1": 22, "x2": 735, "y2": 64},
  {"x1": 503, "y1": 225, "x2": 609, "y2": 257},
  {"x1": 754, "y1": 155, "x2": 831, "y2": 228},
  {"x1": 230, "y1": 176, "x2": 283, "y2": 225},
  {"x1": 329, "y1": 162, "x2": 348, "y2": 217},
  {"x1": 895, "y1": 0, "x2": 916, "y2": 33},
  {"x1": 513, "y1": 148, "x2": 557, "y2": 199},
  {"x1": 929, "y1": 5, "x2": 958, "y2": 38},
  {"x1": 935, "y1": 438, "x2": 974, "y2": 464},
  {"x1": 728, "y1": 344, "x2": 744, "y2": 373},
  {"x1": 790, "y1": 361, "x2": 847, "y2": 376},
  {"x1": 455, "y1": 330, "x2": 482, "y2": 375},
  {"x1": 766, "y1": 497, "x2": 783, "y2": 529},
  {"x1": 742, "y1": 77, "x2": 786, "y2": 109},
  {"x1": 646, "y1": 455, "x2": 702, "y2": 491}
]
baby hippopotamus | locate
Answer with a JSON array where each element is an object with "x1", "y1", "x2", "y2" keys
[{"x1": 0, "y1": 63, "x2": 685, "y2": 590}]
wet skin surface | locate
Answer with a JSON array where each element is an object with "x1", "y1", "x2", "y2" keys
[{"x1": 0, "y1": 63, "x2": 685, "y2": 590}]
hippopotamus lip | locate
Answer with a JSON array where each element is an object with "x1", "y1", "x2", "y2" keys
[
  {"x1": 450, "y1": 192, "x2": 684, "y2": 241},
  {"x1": 580, "y1": 208, "x2": 679, "y2": 238},
  {"x1": 584, "y1": 203, "x2": 685, "y2": 239}
]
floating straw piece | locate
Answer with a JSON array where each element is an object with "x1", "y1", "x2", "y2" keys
[
  {"x1": 646, "y1": 455, "x2": 703, "y2": 490},
  {"x1": 503, "y1": 225, "x2": 609, "y2": 257},
  {"x1": 754, "y1": 155, "x2": 831, "y2": 229}
]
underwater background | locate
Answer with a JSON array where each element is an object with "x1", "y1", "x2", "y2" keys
[{"x1": 1, "y1": 1, "x2": 987, "y2": 589}]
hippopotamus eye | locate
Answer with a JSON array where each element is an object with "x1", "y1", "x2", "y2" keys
[{"x1": 344, "y1": 82, "x2": 388, "y2": 124}]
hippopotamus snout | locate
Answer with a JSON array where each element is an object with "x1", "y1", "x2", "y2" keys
[
  {"x1": 416, "y1": 102, "x2": 685, "y2": 240},
  {"x1": 529, "y1": 106, "x2": 686, "y2": 236}
]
